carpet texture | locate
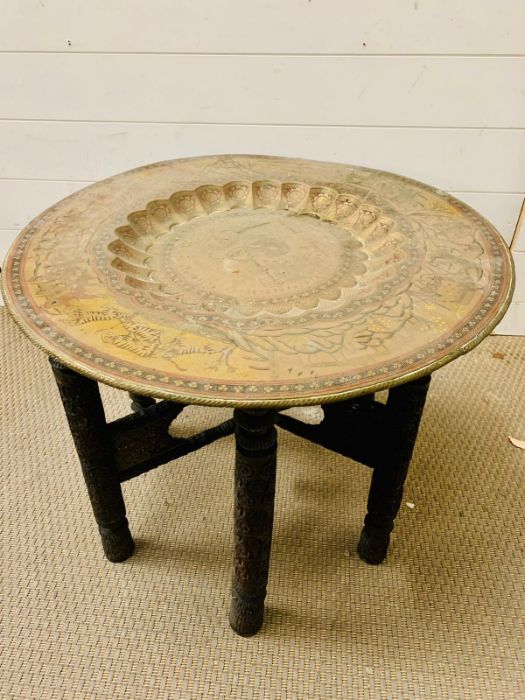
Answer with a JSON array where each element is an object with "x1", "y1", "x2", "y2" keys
[{"x1": 1, "y1": 307, "x2": 524, "y2": 699}]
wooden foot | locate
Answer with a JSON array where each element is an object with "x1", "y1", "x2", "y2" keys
[
  {"x1": 49, "y1": 358, "x2": 135, "y2": 562},
  {"x1": 229, "y1": 409, "x2": 277, "y2": 636},
  {"x1": 358, "y1": 374, "x2": 431, "y2": 565},
  {"x1": 357, "y1": 526, "x2": 390, "y2": 565}
]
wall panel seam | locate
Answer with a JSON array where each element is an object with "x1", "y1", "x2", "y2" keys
[
  {"x1": 0, "y1": 119, "x2": 523, "y2": 131},
  {"x1": 0, "y1": 51, "x2": 524, "y2": 58}
]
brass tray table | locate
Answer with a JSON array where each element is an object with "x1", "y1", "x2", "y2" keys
[{"x1": 2, "y1": 155, "x2": 514, "y2": 636}]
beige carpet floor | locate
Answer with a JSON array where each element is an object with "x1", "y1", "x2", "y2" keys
[{"x1": 1, "y1": 306, "x2": 524, "y2": 699}]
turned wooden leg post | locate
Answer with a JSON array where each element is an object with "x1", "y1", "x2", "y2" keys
[
  {"x1": 358, "y1": 374, "x2": 431, "y2": 565},
  {"x1": 49, "y1": 358, "x2": 135, "y2": 562},
  {"x1": 128, "y1": 392, "x2": 156, "y2": 414},
  {"x1": 229, "y1": 409, "x2": 277, "y2": 637}
]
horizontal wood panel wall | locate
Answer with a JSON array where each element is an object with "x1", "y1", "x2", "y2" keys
[
  {"x1": 3, "y1": 0, "x2": 525, "y2": 54},
  {"x1": 0, "y1": 1, "x2": 523, "y2": 333},
  {"x1": 1, "y1": 55, "x2": 524, "y2": 127}
]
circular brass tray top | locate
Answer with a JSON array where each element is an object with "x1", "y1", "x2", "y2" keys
[{"x1": 1, "y1": 155, "x2": 514, "y2": 407}]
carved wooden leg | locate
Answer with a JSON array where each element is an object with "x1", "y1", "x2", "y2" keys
[
  {"x1": 358, "y1": 374, "x2": 431, "y2": 564},
  {"x1": 49, "y1": 358, "x2": 134, "y2": 562},
  {"x1": 229, "y1": 409, "x2": 277, "y2": 637},
  {"x1": 128, "y1": 392, "x2": 156, "y2": 414}
]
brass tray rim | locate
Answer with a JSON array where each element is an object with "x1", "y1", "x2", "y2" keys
[{"x1": 0, "y1": 155, "x2": 516, "y2": 408}]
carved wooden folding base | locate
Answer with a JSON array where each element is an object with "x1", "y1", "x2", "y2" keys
[{"x1": 50, "y1": 358, "x2": 430, "y2": 637}]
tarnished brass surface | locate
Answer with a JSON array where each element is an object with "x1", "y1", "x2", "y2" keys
[{"x1": 1, "y1": 155, "x2": 514, "y2": 407}]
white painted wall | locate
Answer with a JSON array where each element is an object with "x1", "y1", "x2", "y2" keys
[{"x1": 1, "y1": 0, "x2": 524, "y2": 332}]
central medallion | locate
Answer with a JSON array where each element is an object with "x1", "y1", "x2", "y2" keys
[
  {"x1": 161, "y1": 208, "x2": 363, "y2": 309},
  {"x1": 107, "y1": 179, "x2": 418, "y2": 325}
]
